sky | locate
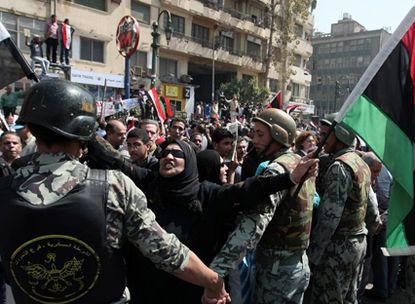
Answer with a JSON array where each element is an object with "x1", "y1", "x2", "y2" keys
[{"x1": 313, "y1": 0, "x2": 414, "y2": 34}]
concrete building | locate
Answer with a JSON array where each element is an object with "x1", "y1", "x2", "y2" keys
[
  {"x1": 0, "y1": 0, "x2": 314, "y2": 115},
  {"x1": 310, "y1": 13, "x2": 390, "y2": 116}
]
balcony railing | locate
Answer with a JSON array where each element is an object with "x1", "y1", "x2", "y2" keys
[{"x1": 170, "y1": 33, "x2": 263, "y2": 61}]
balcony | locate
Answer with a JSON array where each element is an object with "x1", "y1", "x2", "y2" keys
[
  {"x1": 159, "y1": 0, "x2": 270, "y2": 38},
  {"x1": 292, "y1": 38, "x2": 313, "y2": 58},
  {"x1": 166, "y1": 34, "x2": 264, "y2": 71},
  {"x1": 290, "y1": 66, "x2": 312, "y2": 85}
]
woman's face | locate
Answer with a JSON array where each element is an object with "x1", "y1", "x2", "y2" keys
[
  {"x1": 159, "y1": 143, "x2": 186, "y2": 178},
  {"x1": 219, "y1": 157, "x2": 228, "y2": 184},
  {"x1": 302, "y1": 136, "x2": 316, "y2": 152}
]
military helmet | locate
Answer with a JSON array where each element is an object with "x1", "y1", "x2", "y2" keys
[
  {"x1": 252, "y1": 108, "x2": 296, "y2": 148},
  {"x1": 320, "y1": 112, "x2": 355, "y2": 146},
  {"x1": 17, "y1": 80, "x2": 96, "y2": 141}
]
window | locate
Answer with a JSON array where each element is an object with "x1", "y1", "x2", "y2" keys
[
  {"x1": 170, "y1": 99, "x2": 182, "y2": 113},
  {"x1": 292, "y1": 83, "x2": 300, "y2": 97},
  {"x1": 269, "y1": 79, "x2": 278, "y2": 92},
  {"x1": 131, "y1": 1, "x2": 150, "y2": 24},
  {"x1": 159, "y1": 57, "x2": 177, "y2": 78},
  {"x1": 80, "y1": 37, "x2": 104, "y2": 63},
  {"x1": 165, "y1": 14, "x2": 185, "y2": 36},
  {"x1": 74, "y1": 0, "x2": 106, "y2": 11},
  {"x1": 192, "y1": 23, "x2": 209, "y2": 46},
  {"x1": 293, "y1": 54, "x2": 302, "y2": 67},
  {"x1": 0, "y1": 12, "x2": 45, "y2": 53},
  {"x1": 247, "y1": 41, "x2": 261, "y2": 59},
  {"x1": 131, "y1": 51, "x2": 147, "y2": 68},
  {"x1": 294, "y1": 24, "x2": 303, "y2": 38},
  {"x1": 222, "y1": 36, "x2": 234, "y2": 52}
]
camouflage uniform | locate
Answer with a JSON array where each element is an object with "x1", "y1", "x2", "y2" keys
[
  {"x1": 244, "y1": 150, "x2": 315, "y2": 304},
  {"x1": 4, "y1": 153, "x2": 190, "y2": 302},
  {"x1": 307, "y1": 148, "x2": 371, "y2": 304}
]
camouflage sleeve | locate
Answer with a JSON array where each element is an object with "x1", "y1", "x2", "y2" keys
[
  {"x1": 307, "y1": 161, "x2": 352, "y2": 266},
  {"x1": 106, "y1": 170, "x2": 190, "y2": 274},
  {"x1": 366, "y1": 186, "x2": 381, "y2": 235},
  {"x1": 209, "y1": 204, "x2": 276, "y2": 277},
  {"x1": 209, "y1": 162, "x2": 287, "y2": 277}
]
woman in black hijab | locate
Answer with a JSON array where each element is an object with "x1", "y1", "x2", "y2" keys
[
  {"x1": 89, "y1": 138, "x2": 318, "y2": 304},
  {"x1": 197, "y1": 149, "x2": 224, "y2": 184}
]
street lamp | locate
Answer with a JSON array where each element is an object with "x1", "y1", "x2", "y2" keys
[
  {"x1": 211, "y1": 25, "x2": 220, "y2": 102},
  {"x1": 151, "y1": 10, "x2": 172, "y2": 88}
]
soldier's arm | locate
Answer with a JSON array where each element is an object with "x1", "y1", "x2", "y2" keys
[
  {"x1": 209, "y1": 203, "x2": 277, "y2": 277},
  {"x1": 209, "y1": 163, "x2": 288, "y2": 277},
  {"x1": 307, "y1": 162, "x2": 352, "y2": 266},
  {"x1": 215, "y1": 156, "x2": 318, "y2": 210}
]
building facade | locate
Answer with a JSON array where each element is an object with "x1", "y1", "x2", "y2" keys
[
  {"x1": 0, "y1": 0, "x2": 314, "y2": 115},
  {"x1": 310, "y1": 13, "x2": 390, "y2": 116}
]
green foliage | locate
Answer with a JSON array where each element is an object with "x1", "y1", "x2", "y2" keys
[
  {"x1": 219, "y1": 78, "x2": 270, "y2": 104},
  {"x1": 265, "y1": 0, "x2": 312, "y2": 101}
]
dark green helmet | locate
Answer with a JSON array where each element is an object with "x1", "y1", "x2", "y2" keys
[
  {"x1": 17, "y1": 80, "x2": 96, "y2": 141},
  {"x1": 252, "y1": 108, "x2": 296, "y2": 148},
  {"x1": 320, "y1": 113, "x2": 355, "y2": 146}
]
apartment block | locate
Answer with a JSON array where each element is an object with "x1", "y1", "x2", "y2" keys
[{"x1": 0, "y1": 0, "x2": 314, "y2": 114}]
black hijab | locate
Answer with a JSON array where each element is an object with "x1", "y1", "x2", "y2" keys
[
  {"x1": 157, "y1": 139, "x2": 201, "y2": 205},
  {"x1": 196, "y1": 150, "x2": 222, "y2": 184}
]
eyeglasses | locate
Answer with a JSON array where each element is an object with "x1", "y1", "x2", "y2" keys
[
  {"x1": 160, "y1": 149, "x2": 185, "y2": 159},
  {"x1": 220, "y1": 162, "x2": 227, "y2": 167}
]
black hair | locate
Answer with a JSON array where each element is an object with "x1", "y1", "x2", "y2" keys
[
  {"x1": 169, "y1": 118, "x2": 187, "y2": 128},
  {"x1": 0, "y1": 131, "x2": 21, "y2": 145},
  {"x1": 211, "y1": 127, "x2": 234, "y2": 143},
  {"x1": 127, "y1": 128, "x2": 150, "y2": 144}
]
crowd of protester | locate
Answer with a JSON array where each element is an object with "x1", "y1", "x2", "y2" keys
[{"x1": 0, "y1": 80, "x2": 414, "y2": 304}]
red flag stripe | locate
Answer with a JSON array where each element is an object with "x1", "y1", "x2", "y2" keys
[
  {"x1": 401, "y1": 21, "x2": 415, "y2": 108},
  {"x1": 148, "y1": 88, "x2": 166, "y2": 122},
  {"x1": 163, "y1": 96, "x2": 174, "y2": 118}
]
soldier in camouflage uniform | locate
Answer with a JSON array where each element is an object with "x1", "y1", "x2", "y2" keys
[
  {"x1": 306, "y1": 115, "x2": 371, "y2": 304},
  {"x1": 249, "y1": 109, "x2": 316, "y2": 304},
  {"x1": 0, "y1": 80, "x2": 230, "y2": 304}
]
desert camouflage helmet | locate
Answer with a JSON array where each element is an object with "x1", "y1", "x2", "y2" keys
[
  {"x1": 320, "y1": 113, "x2": 355, "y2": 146},
  {"x1": 252, "y1": 108, "x2": 296, "y2": 148}
]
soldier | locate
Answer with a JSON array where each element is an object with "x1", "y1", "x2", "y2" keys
[
  {"x1": 0, "y1": 80, "x2": 230, "y2": 304},
  {"x1": 307, "y1": 114, "x2": 371, "y2": 303},
  {"x1": 250, "y1": 109, "x2": 316, "y2": 304}
]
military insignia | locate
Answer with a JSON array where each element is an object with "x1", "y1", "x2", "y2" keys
[
  {"x1": 10, "y1": 235, "x2": 100, "y2": 303},
  {"x1": 80, "y1": 99, "x2": 94, "y2": 113}
]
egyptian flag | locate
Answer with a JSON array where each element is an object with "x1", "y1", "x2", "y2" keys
[
  {"x1": 268, "y1": 91, "x2": 282, "y2": 109},
  {"x1": 0, "y1": 22, "x2": 37, "y2": 87},
  {"x1": 161, "y1": 96, "x2": 174, "y2": 118},
  {"x1": 285, "y1": 105, "x2": 299, "y2": 114},
  {"x1": 147, "y1": 87, "x2": 166, "y2": 123},
  {"x1": 61, "y1": 23, "x2": 72, "y2": 50},
  {"x1": 336, "y1": 6, "x2": 415, "y2": 256}
]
